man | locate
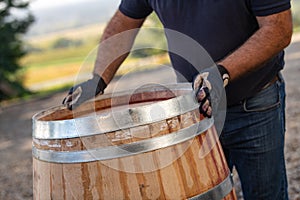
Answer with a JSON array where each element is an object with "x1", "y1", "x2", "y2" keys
[{"x1": 63, "y1": 1, "x2": 293, "y2": 199}]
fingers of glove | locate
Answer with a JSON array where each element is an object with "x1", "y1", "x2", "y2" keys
[
  {"x1": 199, "y1": 99, "x2": 212, "y2": 118},
  {"x1": 62, "y1": 95, "x2": 71, "y2": 105},
  {"x1": 62, "y1": 87, "x2": 83, "y2": 110},
  {"x1": 68, "y1": 86, "x2": 75, "y2": 94},
  {"x1": 193, "y1": 74, "x2": 204, "y2": 91},
  {"x1": 195, "y1": 87, "x2": 210, "y2": 102},
  {"x1": 195, "y1": 86, "x2": 212, "y2": 118},
  {"x1": 62, "y1": 86, "x2": 74, "y2": 104},
  {"x1": 203, "y1": 79, "x2": 212, "y2": 90}
]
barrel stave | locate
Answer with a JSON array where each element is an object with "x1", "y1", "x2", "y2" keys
[{"x1": 32, "y1": 84, "x2": 236, "y2": 200}]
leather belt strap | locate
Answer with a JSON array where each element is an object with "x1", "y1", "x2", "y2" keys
[{"x1": 261, "y1": 75, "x2": 279, "y2": 90}]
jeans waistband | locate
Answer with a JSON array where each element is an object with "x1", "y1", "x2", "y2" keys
[{"x1": 228, "y1": 74, "x2": 281, "y2": 108}]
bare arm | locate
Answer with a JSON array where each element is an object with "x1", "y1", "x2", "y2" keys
[
  {"x1": 218, "y1": 9, "x2": 293, "y2": 81},
  {"x1": 93, "y1": 10, "x2": 146, "y2": 84}
]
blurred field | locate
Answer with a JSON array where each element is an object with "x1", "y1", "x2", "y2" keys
[
  {"x1": 21, "y1": 15, "x2": 169, "y2": 92},
  {"x1": 21, "y1": 1, "x2": 300, "y2": 93}
]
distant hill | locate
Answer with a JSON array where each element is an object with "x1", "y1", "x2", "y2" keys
[{"x1": 27, "y1": 0, "x2": 120, "y2": 37}]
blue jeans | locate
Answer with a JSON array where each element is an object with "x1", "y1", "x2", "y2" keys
[{"x1": 220, "y1": 74, "x2": 288, "y2": 200}]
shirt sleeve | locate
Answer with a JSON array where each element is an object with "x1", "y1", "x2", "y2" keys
[
  {"x1": 250, "y1": 0, "x2": 291, "y2": 16},
  {"x1": 119, "y1": 0, "x2": 153, "y2": 19}
]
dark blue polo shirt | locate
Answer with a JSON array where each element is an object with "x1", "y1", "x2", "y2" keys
[{"x1": 119, "y1": 0, "x2": 290, "y2": 105}]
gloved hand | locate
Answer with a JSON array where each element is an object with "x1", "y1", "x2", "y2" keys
[
  {"x1": 62, "y1": 74, "x2": 107, "y2": 110},
  {"x1": 193, "y1": 64, "x2": 229, "y2": 118}
]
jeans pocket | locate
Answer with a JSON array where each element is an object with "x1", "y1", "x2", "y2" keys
[{"x1": 243, "y1": 81, "x2": 280, "y2": 112}]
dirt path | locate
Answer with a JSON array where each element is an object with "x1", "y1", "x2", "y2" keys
[
  {"x1": 0, "y1": 35, "x2": 299, "y2": 199},
  {"x1": 282, "y1": 35, "x2": 300, "y2": 199}
]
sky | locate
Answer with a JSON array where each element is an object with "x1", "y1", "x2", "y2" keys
[
  {"x1": 26, "y1": 0, "x2": 121, "y2": 36},
  {"x1": 29, "y1": 0, "x2": 111, "y2": 10}
]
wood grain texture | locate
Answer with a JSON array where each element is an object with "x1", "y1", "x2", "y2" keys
[
  {"x1": 33, "y1": 125, "x2": 236, "y2": 200},
  {"x1": 33, "y1": 88, "x2": 236, "y2": 200}
]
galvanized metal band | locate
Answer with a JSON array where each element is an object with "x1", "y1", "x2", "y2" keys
[
  {"x1": 33, "y1": 92, "x2": 198, "y2": 139},
  {"x1": 32, "y1": 118, "x2": 214, "y2": 163},
  {"x1": 189, "y1": 174, "x2": 234, "y2": 200}
]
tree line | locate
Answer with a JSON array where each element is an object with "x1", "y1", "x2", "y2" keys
[{"x1": 0, "y1": 0, "x2": 33, "y2": 100}]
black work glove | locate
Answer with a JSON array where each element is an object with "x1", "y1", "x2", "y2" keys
[
  {"x1": 62, "y1": 74, "x2": 107, "y2": 110},
  {"x1": 193, "y1": 64, "x2": 229, "y2": 118}
]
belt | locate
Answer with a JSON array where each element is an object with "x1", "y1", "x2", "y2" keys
[
  {"x1": 228, "y1": 74, "x2": 279, "y2": 107},
  {"x1": 261, "y1": 75, "x2": 279, "y2": 90}
]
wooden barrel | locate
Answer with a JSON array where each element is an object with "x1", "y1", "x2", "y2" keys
[{"x1": 32, "y1": 83, "x2": 236, "y2": 200}]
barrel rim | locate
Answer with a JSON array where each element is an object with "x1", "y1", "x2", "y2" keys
[{"x1": 32, "y1": 83, "x2": 199, "y2": 139}]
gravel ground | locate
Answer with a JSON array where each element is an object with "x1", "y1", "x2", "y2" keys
[
  {"x1": 232, "y1": 34, "x2": 300, "y2": 200},
  {"x1": 0, "y1": 35, "x2": 299, "y2": 200}
]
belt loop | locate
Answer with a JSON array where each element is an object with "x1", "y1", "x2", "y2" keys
[{"x1": 242, "y1": 99, "x2": 248, "y2": 112}]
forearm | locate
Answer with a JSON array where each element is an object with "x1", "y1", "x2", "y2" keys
[
  {"x1": 93, "y1": 10, "x2": 145, "y2": 84},
  {"x1": 219, "y1": 9, "x2": 293, "y2": 81}
]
